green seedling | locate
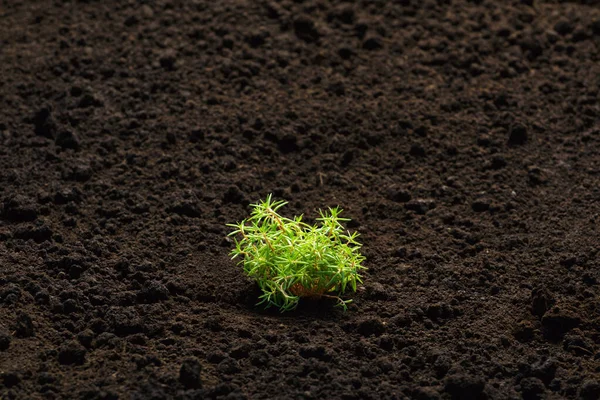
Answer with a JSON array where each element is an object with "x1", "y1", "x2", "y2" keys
[{"x1": 227, "y1": 194, "x2": 366, "y2": 312}]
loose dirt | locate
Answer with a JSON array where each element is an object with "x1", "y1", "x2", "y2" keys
[{"x1": 1, "y1": 0, "x2": 599, "y2": 399}]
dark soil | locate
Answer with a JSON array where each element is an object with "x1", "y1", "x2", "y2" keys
[{"x1": 1, "y1": 0, "x2": 599, "y2": 399}]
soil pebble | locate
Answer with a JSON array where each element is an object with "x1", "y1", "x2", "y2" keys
[
  {"x1": 55, "y1": 130, "x2": 80, "y2": 150},
  {"x1": 541, "y1": 307, "x2": 581, "y2": 340},
  {"x1": 58, "y1": 341, "x2": 87, "y2": 365},
  {"x1": 531, "y1": 286, "x2": 554, "y2": 317},
  {"x1": 579, "y1": 381, "x2": 600, "y2": 400},
  {"x1": 179, "y1": 358, "x2": 202, "y2": 389},
  {"x1": 1, "y1": 195, "x2": 38, "y2": 222},
  {"x1": 0, "y1": 372, "x2": 20, "y2": 388},
  {"x1": 298, "y1": 345, "x2": 333, "y2": 361},
  {"x1": 356, "y1": 318, "x2": 386, "y2": 337},
  {"x1": 33, "y1": 108, "x2": 57, "y2": 138},
  {"x1": 405, "y1": 199, "x2": 436, "y2": 215},
  {"x1": 13, "y1": 312, "x2": 34, "y2": 338},
  {"x1": 138, "y1": 281, "x2": 170, "y2": 303},
  {"x1": 519, "y1": 377, "x2": 546, "y2": 400},
  {"x1": 443, "y1": 374, "x2": 485, "y2": 400},
  {"x1": 508, "y1": 124, "x2": 528, "y2": 146},
  {"x1": 363, "y1": 36, "x2": 383, "y2": 50},
  {"x1": 471, "y1": 199, "x2": 491, "y2": 213},
  {"x1": 0, "y1": 331, "x2": 11, "y2": 351},
  {"x1": 293, "y1": 16, "x2": 320, "y2": 43},
  {"x1": 563, "y1": 330, "x2": 595, "y2": 356}
]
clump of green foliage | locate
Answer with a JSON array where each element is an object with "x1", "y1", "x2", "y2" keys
[{"x1": 227, "y1": 194, "x2": 366, "y2": 312}]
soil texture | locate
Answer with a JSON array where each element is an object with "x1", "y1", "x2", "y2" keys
[{"x1": 1, "y1": 0, "x2": 599, "y2": 399}]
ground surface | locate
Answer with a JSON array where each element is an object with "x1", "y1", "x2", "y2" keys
[{"x1": 1, "y1": 0, "x2": 599, "y2": 399}]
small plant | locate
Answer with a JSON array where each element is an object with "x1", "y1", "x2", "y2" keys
[{"x1": 227, "y1": 194, "x2": 366, "y2": 312}]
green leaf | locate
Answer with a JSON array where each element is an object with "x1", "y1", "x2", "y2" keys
[{"x1": 226, "y1": 194, "x2": 366, "y2": 312}]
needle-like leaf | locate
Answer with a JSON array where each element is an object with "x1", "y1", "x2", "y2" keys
[{"x1": 227, "y1": 195, "x2": 366, "y2": 311}]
